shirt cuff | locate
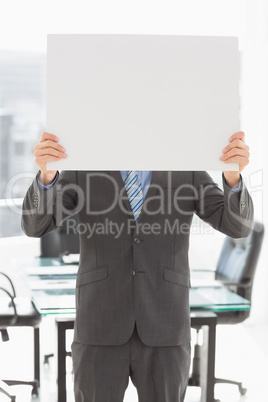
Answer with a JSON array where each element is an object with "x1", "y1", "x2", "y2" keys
[
  {"x1": 37, "y1": 170, "x2": 59, "y2": 190},
  {"x1": 224, "y1": 175, "x2": 242, "y2": 193}
]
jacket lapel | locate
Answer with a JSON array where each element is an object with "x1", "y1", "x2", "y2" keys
[
  {"x1": 138, "y1": 171, "x2": 165, "y2": 223},
  {"x1": 108, "y1": 171, "x2": 132, "y2": 214}
]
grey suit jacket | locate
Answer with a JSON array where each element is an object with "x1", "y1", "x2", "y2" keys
[{"x1": 21, "y1": 170, "x2": 254, "y2": 346}]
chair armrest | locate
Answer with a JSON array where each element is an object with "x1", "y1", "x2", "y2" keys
[
  {"x1": 0, "y1": 272, "x2": 16, "y2": 297},
  {"x1": 0, "y1": 286, "x2": 18, "y2": 326}
]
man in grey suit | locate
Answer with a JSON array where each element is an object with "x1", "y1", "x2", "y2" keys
[{"x1": 21, "y1": 130, "x2": 253, "y2": 402}]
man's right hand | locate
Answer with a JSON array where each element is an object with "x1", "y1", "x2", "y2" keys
[{"x1": 34, "y1": 132, "x2": 68, "y2": 186}]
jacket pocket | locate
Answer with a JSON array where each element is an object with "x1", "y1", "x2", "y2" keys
[
  {"x1": 76, "y1": 265, "x2": 108, "y2": 287},
  {"x1": 163, "y1": 267, "x2": 191, "y2": 288}
]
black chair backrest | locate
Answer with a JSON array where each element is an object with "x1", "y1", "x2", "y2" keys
[
  {"x1": 40, "y1": 214, "x2": 80, "y2": 258},
  {"x1": 40, "y1": 230, "x2": 62, "y2": 258},
  {"x1": 215, "y1": 221, "x2": 264, "y2": 301}
]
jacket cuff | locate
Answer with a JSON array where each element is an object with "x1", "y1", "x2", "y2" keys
[{"x1": 37, "y1": 170, "x2": 59, "y2": 190}]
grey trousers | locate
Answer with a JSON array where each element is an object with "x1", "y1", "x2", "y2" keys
[{"x1": 71, "y1": 323, "x2": 191, "y2": 402}]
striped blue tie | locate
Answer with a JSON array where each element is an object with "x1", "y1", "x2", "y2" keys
[{"x1": 124, "y1": 171, "x2": 144, "y2": 222}]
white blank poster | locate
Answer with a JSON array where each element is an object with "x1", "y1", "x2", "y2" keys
[{"x1": 46, "y1": 34, "x2": 239, "y2": 171}]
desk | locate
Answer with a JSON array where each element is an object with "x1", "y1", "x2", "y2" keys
[{"x1": 15, "y1": 258, "x2": 250, "y2": 402}]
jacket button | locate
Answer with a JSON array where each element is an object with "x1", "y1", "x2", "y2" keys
[
  {"x1": 133, "y1": 237, "x2": 140, "y2": 244},
  {"x1": 132, "y1": 270, "x2": 136, "y2": 275}
]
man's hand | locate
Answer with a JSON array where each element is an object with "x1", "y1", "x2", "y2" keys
[
  {"x1": 34, "y1": 132, "x2": 68, "y2": 186},
  {"x1": 220, "y1": 131, "x2": 250, "y2": 189}
]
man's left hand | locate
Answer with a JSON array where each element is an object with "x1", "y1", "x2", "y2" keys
[{"x1": 220, "y1": 131, "x2": 250, "y2": 189}]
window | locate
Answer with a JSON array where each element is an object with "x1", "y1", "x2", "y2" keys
[{"x1": 0, "y1": 50, "x2": 46, "y2": 237}]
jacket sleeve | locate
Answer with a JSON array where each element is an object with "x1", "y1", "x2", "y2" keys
[
  {"x1": 21, "y1": 170, "x2": 79, "y2": 238},
  {"x1": 193, "y1": 171, "x2": 254, "y2": 238}
]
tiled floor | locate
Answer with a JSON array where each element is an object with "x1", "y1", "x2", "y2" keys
[{"x1": 0, "y1": 321, "x2": 267, "y2": 402}]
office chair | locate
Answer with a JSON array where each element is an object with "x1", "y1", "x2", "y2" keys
[
  {"x1": 0, "y1": 271, "x2": 41, "y2": 401},
  {"x1": 40, "y1": 213, "x2": 80, "y2": 259},
  {"x1": 189, "y1": 221, "x2": 265, "y2": 396}
]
